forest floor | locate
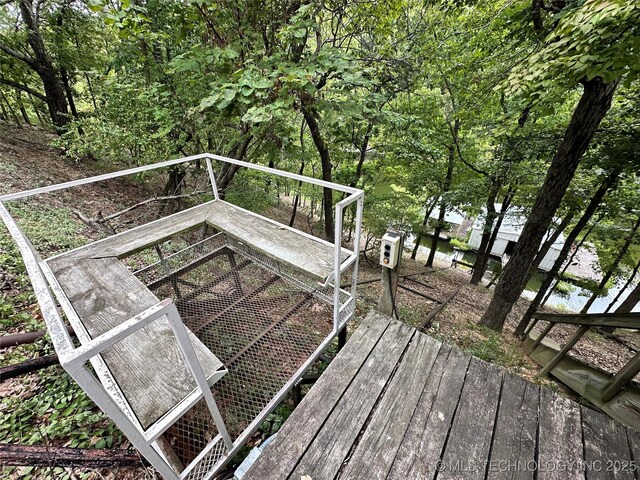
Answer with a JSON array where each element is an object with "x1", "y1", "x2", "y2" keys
[{"x1": 0, "y1": 123, "x2": 638, "y2": 479}]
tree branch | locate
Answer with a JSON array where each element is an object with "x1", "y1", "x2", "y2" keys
[
  {"x1": 0, "y1": 77, "x2": 45, "y2": 101},
  {"x1": 0, "y1": 40, "x2": 35, "y2": 67}
]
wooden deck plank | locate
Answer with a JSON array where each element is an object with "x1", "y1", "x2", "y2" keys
[
  {"x1": 245, "y1": 311, "x2": 640, "y2": 480},
  {"x1": 625, "y1": 427, "x2": 640, "y2": 471},
  {"x1": 288, "y1": 321, "x2": 415, "y2": 479},
  {"x1": 581, "y1": 406, "x2": 634, "y2": 480},
  {"x1": 338, "y1": 333, "x2": 443, "y2": 479},
  {"x1": 537, "y1": 388, "x2": 585, "y2": 480},
  {"x1": 49, "y1": 257, "x2": 223, "y2": 429},
  {"x1": 388, "y1": 345, "x2": 471, "y2": 480},
  {"x1": 205, "y1": 201, "x2": 349, "y2": 282},
  {"x1": 487, "y1": 374, "x2": 539, "y2": 480},
  {"x1": 244, "y1": 311, "x2": 393, "y2": 479},
  {"x1": 437, "y1": 357, "x2": 503, "y2": 480}
]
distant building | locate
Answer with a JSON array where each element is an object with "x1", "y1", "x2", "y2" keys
[
  {"x1": 468, "y1": 206, "x2": 564, "y2": 272},
  {"x1": 428, "y1": 208, "x2": 469, "y2": 238}
]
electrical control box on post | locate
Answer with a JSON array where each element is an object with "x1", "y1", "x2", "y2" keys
[{"x1": 380, "y1": 230, "x2": 401, "y2": 269}]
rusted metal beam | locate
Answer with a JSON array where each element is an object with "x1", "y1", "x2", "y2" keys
[
  {"x1": 398, "y1": 284, "x2": 442, "y2": 303},
  {"x1": 0, "y1": 325, "x2": 74, "y2": 349},
  {"x1": 419, "y1": 283, "x2": 464, "y2": 331}
]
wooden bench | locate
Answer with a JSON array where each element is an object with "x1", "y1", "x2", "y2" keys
[
  {"x1": 55, "y1": 200, "x2": 351, "y2": 283},
  {"x1": 46, "y1": 256, "x2": 226, "y2": 430}
]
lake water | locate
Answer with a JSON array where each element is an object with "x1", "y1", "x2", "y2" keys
[{"x1": 406, "y1": 234, "x2": 639, "y2": 314}]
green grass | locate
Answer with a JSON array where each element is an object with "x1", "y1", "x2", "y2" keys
[{"x1": 456, "y1": 324, "x2": 527, "y2": 371}]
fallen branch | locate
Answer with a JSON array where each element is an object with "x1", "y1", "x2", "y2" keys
[
  {"x1": 0, "y1": 444, "x2": 147, "y2": 468},
  {"x1": 73, "y1": 191, "x2": 209, "y2": 235},
  {"x1": 420, "y1": 283, "x2": 465, "y2": 331},
  {"x1": 99, "y1": 190, "x2": 208, "y2": 223},
  {"x1": 72, "y1": 210, "x2": 115, "y2": 235},
  {"x1": 0, "y1": 354, "x2": 59, "y2": 381}
]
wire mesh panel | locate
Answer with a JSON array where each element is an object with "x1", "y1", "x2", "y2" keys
[{"x1": 130, "y1": 231, "x2": 335, "y2": 468}]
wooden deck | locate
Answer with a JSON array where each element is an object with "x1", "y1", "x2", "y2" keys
[{"x1": 246, "y1": 311, "x2": 640, "y2": 480}]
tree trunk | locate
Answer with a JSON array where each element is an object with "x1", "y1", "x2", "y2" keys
[
  {"x1": 289, "y1": 159, "x2": 305, "y2": 227},
  {"x1": 351, "y1": 121, "x2": 373, "y2": 188},
  {"x1": 615, "y1": 281, "x2": 640, "y2": 314},
  {"x1": 513, "y1": 169, "x2": 621, "y2": 336},
  {"x1": 606, "y1": 259, "x2": 640, "y2": 313},
  {"x1": 61, "y1": 66, "x2": 79, "y2": 119},
  {"x1": 481, "y1": 77, "x2": 618, "y2": 332},
  {"x1": 580, "y1": 214, "x2": 640, "y2": 314},
  {"x1": 17, "y1": 0, "x2": 69, "y2": 129},
  {"x1": 16, "y1": 91, "x2": 30, "y2": 125},
  {"x1": 541, "y1": 215, "x2": 600, "y2": 307},
  {"x1": 302, "y1": 106, "x2": 334, "y2": 240},
  {"x1": 486, "y1": 187, "x2": 516, "y2": 257},
  {"x1": 528, "y1": 209, "x2": 574, "y2": 276},
  {"x1": 216, "y1": 132, "x2": 252, "y2": 196},
  {"x1": 411, "y1": 196, "x2": 439, "y2": 260},
  {"x1": 426, "y1": 137, "x2": 456, "y2": 268},
  {"x1": 1, "y1": 90, "x2": 21, "y2": 126},
  {"x1": 470, "y1": 183, "x2": 500, "y2": 285}
]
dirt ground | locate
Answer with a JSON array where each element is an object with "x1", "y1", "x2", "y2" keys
[{"x1": 1, "y1": 123, "x2": 639, "y2": 479}]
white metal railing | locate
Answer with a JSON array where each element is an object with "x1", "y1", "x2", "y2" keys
[{"x1": 0, "y1": 153, "x2": 364, "y2": 479}]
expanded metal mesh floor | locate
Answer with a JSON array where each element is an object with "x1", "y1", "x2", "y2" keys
[{"x1": 134, "y1": 234, "x2": 334, "y2": 467}]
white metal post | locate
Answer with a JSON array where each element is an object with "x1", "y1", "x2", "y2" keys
[
  {"x1": 351, "y1": 194, "x2": 364, "y2": 300},
  {"x1": 205, "y1": 158, "x2": 219, "y2": 200},
  {"x1": 333, "y1": 202, "x2": 344, "y2": 332}
]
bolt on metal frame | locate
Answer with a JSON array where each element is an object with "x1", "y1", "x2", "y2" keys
[{"x1": 0, "y1": 153, "x2": 364, "y2": 479}]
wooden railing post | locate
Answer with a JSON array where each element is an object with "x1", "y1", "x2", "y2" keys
[
  {"x1": 538, "y1": 325, "x2": 591, "y2": 377},
  {"x1": 601, "y1": 351, "x2": 640, "y2": 402},
  {"x1": 526, "y1": 322, "x2": 555, "y2": 354}
]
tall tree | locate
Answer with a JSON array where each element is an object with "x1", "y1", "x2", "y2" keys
[
  {"x1": 479, "y1": 0, "x2": 638, "y2": 331},
  {"x1": 0, "y1": 0, "x2": 70, "y2": 128}
]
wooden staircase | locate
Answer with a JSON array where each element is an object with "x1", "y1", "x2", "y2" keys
[{"x1": 521, "y1": 311, "x2": 640, "y2": 430}]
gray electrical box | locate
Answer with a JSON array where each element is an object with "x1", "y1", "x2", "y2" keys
[{"x1": 380, "y1": 230, "x2": 402, "y2": 269}]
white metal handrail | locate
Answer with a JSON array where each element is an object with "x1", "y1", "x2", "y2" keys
[{"x1": 0, "y1": 153, "x2": 364, "y2": 479}]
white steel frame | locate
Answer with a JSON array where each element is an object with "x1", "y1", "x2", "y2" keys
[{"x1": 0, "y1": 153, "x2": 364, "y2": 480}]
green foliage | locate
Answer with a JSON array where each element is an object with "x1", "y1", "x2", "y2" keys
[
  {"x1": 5, "y1": 203, "x2": 85, "y2": 254},
  {"x1": 0, "y1": 373, "x2": 122, "y2": 449},
  {"x1": 224, "y1": 170, "x2": 278, "y2": 213},
  {"x1": 507, "y1": 0, "x2": 640, "y2": 103}
]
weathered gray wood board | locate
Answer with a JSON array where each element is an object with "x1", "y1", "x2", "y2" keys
[
  {"x1": 290, "y1": 321, "x2": 413, "y2": 479},
  {"x1": 205, "y1": 200, "x2": 349, "y2": 282},
  {"x1": 389, "y1": 345, "x2": 471, "y2": 480},
  {"x1": 53, "y1": 202, "x2": 213, "y2": 261},
  {"x1": 487, "y1": 374, "x2": 539, "y2": 480},
  {"x1": 437, "y1": 357, "x2": 503, "y2": 480},
  {"x1": 536, "y1": 388, "x2": 585, "y2": 480},
  {"x1": 51, "y1": 199, "x2": 347, "y2": 283},
  {"x1": 245, "y1": 311, "x2": 640, "y2": 480},
  {"x1": 48, "y1": 257, "x2": 223, "y2": 429},
  {"x1": 581, "y1": 406, "x2": 634, "y2": 480}
]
